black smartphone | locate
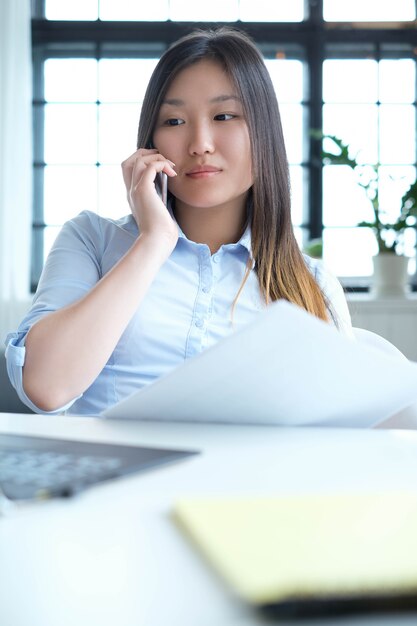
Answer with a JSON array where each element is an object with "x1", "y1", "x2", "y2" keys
[
  {"x1": 147, "y1": 141, "x2": 168, "y2": 206},
  {"x1": 155, "y1": 172, "x2": 168, "y2": 207}
]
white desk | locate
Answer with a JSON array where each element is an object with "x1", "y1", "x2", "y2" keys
[{"x1": 1, "y1": 413, "x2": 417, "y2": 626}]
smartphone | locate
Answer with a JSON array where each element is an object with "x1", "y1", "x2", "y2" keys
[
  {"x1": 155, "y1": 172, "x2": 168, "y2": 207},
  {"x1": 147, "y1": 141, "x2": 168, "y2": 207}
]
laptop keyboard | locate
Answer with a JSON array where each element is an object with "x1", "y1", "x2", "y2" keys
[
  {"x1": 0, "y1": 434, "x2": 198, "y2": 501},
  {"x1": 0, "y1": 448, "x2": 123, "y2": 499}
]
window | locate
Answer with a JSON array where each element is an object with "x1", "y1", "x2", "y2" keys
[
  {"x1": 265, "y1": 57, "x2": 306, "y2": 246},
  {"x1": 41, "y1": 55, "x2": 160, "y2": 242},
  {"x1": 31, "y1": 1, "x2": 417, "y2": 289},
  {"x1": 44, "y1": 0, "x2": 305, "y2": 22},
  {"x1": 322, "y1": 52, "x2": 416, "y2": 277},
  {"x1": 323, "y1": 0, "x2": 415, "y2": 22}
]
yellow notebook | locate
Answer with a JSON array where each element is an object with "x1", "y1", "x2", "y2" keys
[{"x1": 173, "y1": 493, "x2": 417, "y2": 618}]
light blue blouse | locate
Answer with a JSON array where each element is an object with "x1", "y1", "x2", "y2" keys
[{"x1": 5, "y1": 211, "x2": 352, "y2": 416}]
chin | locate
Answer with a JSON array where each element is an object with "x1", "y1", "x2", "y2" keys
[{"x1": 174, "y1": 192, "x2": 234, "y2": 210}]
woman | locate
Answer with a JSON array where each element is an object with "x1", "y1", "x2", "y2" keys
[{"x1": 5, "y1": 27, "x2": 352, "y2": 416}]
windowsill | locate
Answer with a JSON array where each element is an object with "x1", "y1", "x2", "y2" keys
[
  {"x1": 347, "y1": 292, "x2": 417, "y2": 306},
  {"x1": 341, "y1": 276, "x2": 417, "y2": 295}
]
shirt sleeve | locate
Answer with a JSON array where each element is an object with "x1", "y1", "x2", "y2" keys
[
  {"x1": 4, "y1": 211, "x2": 104, "y2": 414},
  {"x1": 304, "y1": 256, "x2": 354, "y2": 339}
]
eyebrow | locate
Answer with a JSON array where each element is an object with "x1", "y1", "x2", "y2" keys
[{"x1": 161, "y1": 94, "x2": 241, "y2": 107}]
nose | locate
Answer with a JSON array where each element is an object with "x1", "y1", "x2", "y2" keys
[{"x1": 188, "y1": 121, "x2": 215, "y2": 156}]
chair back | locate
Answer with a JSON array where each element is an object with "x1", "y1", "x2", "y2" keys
[{"x1": 352, "y1": 327, "x2": 407, "y2": 361}]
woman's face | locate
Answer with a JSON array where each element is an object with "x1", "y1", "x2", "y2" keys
[{"x1": 152, "y1": 59, "x2": 253, "y2": 215}]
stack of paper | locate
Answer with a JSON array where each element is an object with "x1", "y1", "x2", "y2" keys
[{"x1": 103, "y1": 300, "x2": 417, "y2": 427}]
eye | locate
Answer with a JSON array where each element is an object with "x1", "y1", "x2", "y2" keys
[
  {"x1": 214, "y1": 113, "x2": 236, "y2": 121},
  {"x1": 164, "y1": 118, "x2": 184, "y2": 126}
]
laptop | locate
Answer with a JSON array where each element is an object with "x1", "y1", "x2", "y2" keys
[{"x1": 0, "y1": 433, "x2": 198, "y2": 501}]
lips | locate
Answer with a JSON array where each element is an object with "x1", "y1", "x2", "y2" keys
[{"x1": 186, "y1": 165, "x2": 222, "y2": 178}]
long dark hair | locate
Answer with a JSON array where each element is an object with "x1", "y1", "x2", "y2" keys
[{"x1": 137, "y1": 27, "x2": 329, "y2": 321}]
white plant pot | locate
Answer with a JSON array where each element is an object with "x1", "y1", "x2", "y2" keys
[{"x1": 371, "y1": 254, "x2": 410, "y2": 298}]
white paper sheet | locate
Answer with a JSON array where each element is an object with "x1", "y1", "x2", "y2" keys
[{"x1": 103, "y1": 300, "x2": 417, "y2": 427}]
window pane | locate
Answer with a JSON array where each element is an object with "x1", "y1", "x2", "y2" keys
[
  {"x1": 323, "y1": 60, "x2": 378, "y2": 103},
  {"x1": 170, "y1": 0, "x2": 238, "y2": 21},
  {"x1": 324, "y1": 227, "x2": 416, "y2": 276},
  {"x1": 323, "y1": 228, "x2": 377, "y2": 277},
  {"x1": 100, "y1": 0, "x2": 169, "y2": 20},
  {"x1": 324, "y1": 0, "x2": 415, "y2": 21},
  {"x1": 98, "y1": 59, "x2": 158, "y2": 103},
  {"x1": 265, "y1": 60, "x2": 304, "y2": 102},
  {"x1": 378, "y1": 166, "x2": 417, "y2": 221},
  {"x1": 379, "y1": 105, "x2": 415, "y2": 164},
  {"x1": 240, "y1": 0, "x2": 304, "y2": 22},
  {"x1": 44, "y1": 166, "x2": 98, "y2": 224},
  {"x1": 98, "y1": 166, "x2": 130, "y2": 219},
  {"x1": 45, "y1": 0, "x2": 98, "y2": 20},
  {"x1": 294, "y1": 227, "x2": 304, "y2": 251},
  {"x1": 289, "y1": 166, "x2": 305, "y2": 226},
  {"x1": 280, "y1": 104, "x2": 303, "y2": 164},
  {"x1": 266, "y1": 60, "x2": 305, "y2": 167},
  {"x1": 379, "y1": 60, "x2": 415, "y2": 103},
  {"x1": 44, "y1": 59, "x2": 97, "y2": 103},
  {"x1": 98, "y1": 104, "x2": 140, "y2": 164},
  {"x1": 323, "y1": 165, "x2": 374, "y2": 227},
  {"x1": 323, "y1": 104, "x2": 378, "y2": 164},
  {"x1": 323, "y1": 158, "x2": 416, "y2": 273},
  {"x1": 44, "y1": 104, "x2": 98, "y2": 164}
]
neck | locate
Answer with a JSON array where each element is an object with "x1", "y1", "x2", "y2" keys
[{"x1": 173, "y1": 194, "x2": 248, "y2": 254}]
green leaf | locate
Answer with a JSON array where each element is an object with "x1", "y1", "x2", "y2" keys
[
  {"x1": 321, "y1": 135, "x2": 358, "y2": 169},
  {"x1": 401, "y1": 179, "x2": 417, "y2": 212}
]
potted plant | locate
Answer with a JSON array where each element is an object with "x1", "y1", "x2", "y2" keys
[{"x1": 320, "y1": 134, "x2": 417, "y2": 296}]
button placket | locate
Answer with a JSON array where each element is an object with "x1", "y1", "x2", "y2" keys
[{"x1": 185, "y1": 247, "x2": 213, "y2": 357}]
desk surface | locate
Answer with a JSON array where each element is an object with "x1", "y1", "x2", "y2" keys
[{"x1": 1, "y1": 413, "x2": 417, "y2": 626}]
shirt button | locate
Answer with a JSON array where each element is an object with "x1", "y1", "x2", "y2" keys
[
  {"x1": 212, "y1": 254, "x2": 220, "y2": 263},
  {"x1": 195, "y1": 319, "x2": 204, "y2": 328},
  {"x1": 202, "y1": 286, "x2": 210, "y2": 293}
]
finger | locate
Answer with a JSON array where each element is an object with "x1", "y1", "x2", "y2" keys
[
  {"x1": 121, "y1": 154, "x2": 151, "y2": 191},
  {"x1": 121, "y1": 148, "x2": 159, "y2": 184},
  {"x1": 122, "y1": 152, "x2": 175, "y2": 180},
  {"x1": 139, "y1": 153, "x2": 176, "y2": 167},
  {"x1": 131, "y1": 159, "x2": 176, "y2": 197},
  {"x1": 122, "y1": 148, "x2": 158, "y2": 167},
  {"x1": 130, "y1": 156, "x2": 176, "y2": 188},
  {"x1": 129, "y1": 161, "x2": 177, "y2": 204}
]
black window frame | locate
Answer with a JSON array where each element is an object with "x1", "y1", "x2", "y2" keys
[{"x1": 31, "y1": 0, "x2": 417, "y2": 291}]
